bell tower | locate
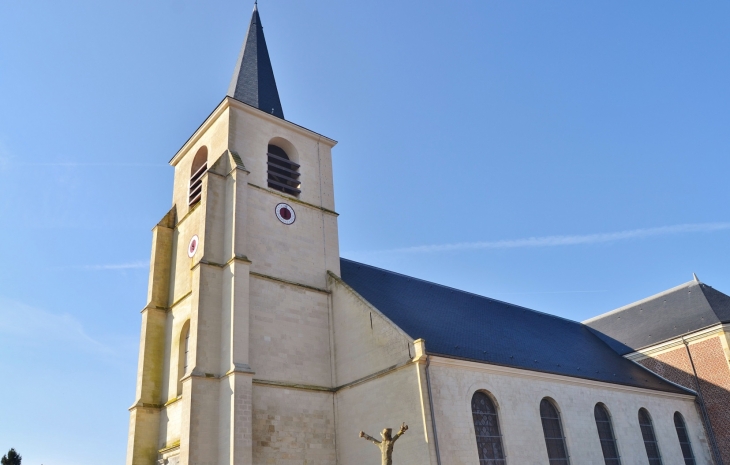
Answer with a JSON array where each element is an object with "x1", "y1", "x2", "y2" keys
[{"x1": 126, "y1": 4, "x2": 339, "y2": 464}]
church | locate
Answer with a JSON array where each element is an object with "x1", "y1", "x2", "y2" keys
[{"x1": 126, "y1": 5, "x2": 729, "y2": 465}]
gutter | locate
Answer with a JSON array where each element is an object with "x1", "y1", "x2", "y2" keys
[
  {"x1": 683, "y1": 338, "x2": 724, "y2": 465},
  {"x1": 424, "y1": 354, "x2": 442, "y2": 465}
]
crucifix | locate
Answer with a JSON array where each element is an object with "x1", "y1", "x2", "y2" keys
[{"x1": 359, "y1": 423, "x2": 408, "y2": 465}]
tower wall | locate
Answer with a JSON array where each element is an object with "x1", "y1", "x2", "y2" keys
[{"x1": 128, "y1": 98, "x2": 339, "y2": 465}]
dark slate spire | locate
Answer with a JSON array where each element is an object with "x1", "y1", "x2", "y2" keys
[{"x1": 227, "y1": 3, "x2": 284, "y2": 119}]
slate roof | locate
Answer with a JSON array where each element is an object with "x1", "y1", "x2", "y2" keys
[
  {"x1": 584, "y1": 279, "x2": 730, "y2": 356},
  {"x1": 339, "y1": 258, "x2": 691, "y2": 395},
  {"x1": 227, "y1": 4, "x2": 285, "y2": 119}
]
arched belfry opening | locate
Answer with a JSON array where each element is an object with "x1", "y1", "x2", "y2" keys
[
  {"x1": 189, "y1": 146, "x2": 208, "y2": 206},
  {"x1": 267, "y1": 143, "x2": 300, "y2": 196},
  {"x1": 177, "y1": 320, "x2": 191, "y2": 396}
]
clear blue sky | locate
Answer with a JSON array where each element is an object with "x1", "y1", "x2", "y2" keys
[{"x1": 1, "y1": 1, "x2": 729, "y2": 464}]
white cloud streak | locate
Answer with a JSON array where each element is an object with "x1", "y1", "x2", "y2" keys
[
  {"x1": 0, "y1": 140, "x2": 11, "y2": 171},
  {"x1": 0, "y1": 299, "x2": 111, "y2": 353},
  {"x1": 382, "y1": 222, "x2": 730, "y2": 254},
  {"x1": 83, "y1": 261, "x2": 149, "y2": 270},
  {"x1": 16, "y1": 162, "x2": 167, "y2": 167},
  {"x1": 499, "y1": 290, "x2": 608, "y2": 295}
]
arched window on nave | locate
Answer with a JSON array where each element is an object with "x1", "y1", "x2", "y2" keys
[
  {"x1": 673, "y1": 412, "x2": 695, "y2": 465},
  {"x1": 594, "y1": 403, "x2": 620, "y2": 465},
  {"x1": 638, "y1": 408, "x2": 663, "y2": 465},
  {"x1": 471, "y1": 391, "x2": 506, "y2": 464},
  {"x1": 540, "y1": 398, "x2": 570, "y2": 464}
]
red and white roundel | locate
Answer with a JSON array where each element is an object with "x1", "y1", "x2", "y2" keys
[
  {"x1": 275, "y1": 203, "x2": 296, "y2": 225},
  {"x1": 188, "y1": 235, "x2": 199, "y2": 258}
]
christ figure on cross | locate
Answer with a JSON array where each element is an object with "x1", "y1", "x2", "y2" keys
[{"x1": 359, "y1": 422, "x2": 408, "y2": 465}]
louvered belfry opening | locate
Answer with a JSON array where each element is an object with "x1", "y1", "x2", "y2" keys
[
  {"x1": 267, "y1": 144, "x2": 300, "y2": 196},
  {"x1": 189, "y1": 146, "x2": 208, "y2": 206}
]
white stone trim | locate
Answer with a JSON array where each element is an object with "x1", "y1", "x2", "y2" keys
[
  {"x1": 428, "y1": 355, "x2": 696, "y2": 400},
  {"x1": 248, "y1": 183, "x2": 338, "y2": 216},
  {"x1": 624, "y1": 323, "x2": 730, "y2": 361},
  {"x1": 170, "y1": 97, "x2": 337, "y2": 166}
]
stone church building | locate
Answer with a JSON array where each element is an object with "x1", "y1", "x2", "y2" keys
[{"x1": 126, "y1": 5, "x2": 729, "y2": 465}]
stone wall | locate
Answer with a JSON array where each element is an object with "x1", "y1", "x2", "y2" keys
[
  {"x1": 249, "y1": 276, "x2": 333, "y2": 386},
  {"x1": 252, "y1": 385, "x2": 336, "y2": 465},
  {"x1": 334, "y1": 365, "x2": 434, "y2": 465},
  {"x1": 429, "y1": 356, "x2": 713, "y2": 465},
  {"x1": 329, "y1": 275, "x2": 413, "y2": 386}
]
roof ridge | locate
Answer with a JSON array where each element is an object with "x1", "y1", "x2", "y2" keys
[
  {"x1": 340, "y1": 257, "x2": 586, "y2": 327},
  {"x1": 583, "y1": 280, "x2": 697, "y2": 324},
  {"x1": 698, "y1": 282, "x2": 730, "y2": 322}
]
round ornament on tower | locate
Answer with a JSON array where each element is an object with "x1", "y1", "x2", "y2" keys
[
  {"x1": 275, "y1": 203, "x2": 296, "y2": 225},
  {"x1": 187, "y1": 235, "x2": 199, "y2": 258}
]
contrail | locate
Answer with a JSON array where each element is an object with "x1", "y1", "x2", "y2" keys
[
  {"x1": 82, "y1": 261, "x2": 149, "y2": 270},
  {"x1": 381, "y1": 222, "x2": 730, "y2": 253},
  {"x1": 16, "y1": 162, "x2": 167, "y2": 167}
]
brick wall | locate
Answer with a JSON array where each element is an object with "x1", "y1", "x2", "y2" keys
[{"x1": 638, "y1": 335, "x2": 730, "y2": 463}]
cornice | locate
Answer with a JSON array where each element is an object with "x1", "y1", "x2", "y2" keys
[
  {"x1": 158, "y1": 442, "x2": 180, "y2": 455},
  {"x1": 252, "y1": 360, "x2": 414, "y2": 393},
  {"x1": 428, "y1": 355, "x2": 696, "y2": 400},
  {"x1": 227, "y1": 98, "x2": 337, "y2": 146},
  {"x1": 140, "y1": 291, "x2": 192, "y2": 314},
  {"x1": 170, "y1": 98, "x2": 230, "y2": 166},
  {"x1": 170, "y1": 97, "x2": 337, "y2": 166},
  {"x1": 169, "y1": 291, "x2": 192, "y2": 311},
  {"x1": 625, "y1": 323, "x2": 730, "y2": 361},
  {"x1": 174, "y1": 202, "x2": 200, "y2": 228},
  {"x1": 250, "y1": 271, "x2": 329, "y2": 294},
  {"x1": 248, "y1": 183, "x2": 338, "y2": 216},
  {"x1": 327, "y1": 271, "x2": 414, "y2": 342},
  {"x1": 194, "y1": 255, "x2": 252, "y2": 270}
]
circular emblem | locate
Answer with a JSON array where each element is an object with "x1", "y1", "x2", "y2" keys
[
  {"x1": 188, "y1": 235, "x2": 199, "y2": 258},
  {"x1": 275, "y1": 203, "x2": 296, "y2": 225}
]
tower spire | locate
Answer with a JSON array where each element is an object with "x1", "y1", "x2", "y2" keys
[{"x1": 227, "y1": 3, "x2": 284, "y2": 119}]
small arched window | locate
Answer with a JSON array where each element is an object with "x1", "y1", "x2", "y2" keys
[
  {"x1": 594, "y1": 404, "x2": 620, "y2": 465},
  {"x1": 189, "y1": 146, "x2": 208, "y2": 206},
  {"x1": 540, "y1": 398, "x2": 570, "y2": 464},
  {"x1": 267, "y1": 144, "x2": 300, "y2": 196},
  {"x1": 673, "y1": 412, "x2": 696, "y2": 465},
  {"x1": 638, "y1": 408, "x2": 663, "y2": 465},
  {"x1": 177, "y1": 321, "x2": 191, "y2": 396},
  {"x1": 471, "y1": 391, "x2": 506, "y2": 464}
]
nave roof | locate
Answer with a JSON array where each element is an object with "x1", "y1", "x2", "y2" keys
[{"x1": 339, "y1": 258, "x2": 691, "y2": 395}]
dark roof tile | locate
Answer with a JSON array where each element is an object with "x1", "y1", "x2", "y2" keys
[
  {"x1": 227, "y1": 4, "x2": 284, "y2": 119},
  {"x1": 340, "y1": 258, "x2": 690, "y2": 395},
  {"x1": 584, "y1": 281, "x2": 730, "y2": 355}
]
